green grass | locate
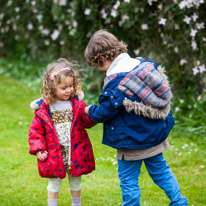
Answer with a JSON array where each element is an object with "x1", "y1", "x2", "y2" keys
[{"x1": 0, "y1": 75, "x2": 206, "y2": 206}]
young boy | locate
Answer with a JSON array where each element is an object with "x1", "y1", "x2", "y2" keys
[{"x1": 84, "y1": 30, "x2": 188, "y2": 206}]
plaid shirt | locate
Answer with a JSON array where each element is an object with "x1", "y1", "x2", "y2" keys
[{"x1": 104, "y1": 60, "x2": 172, "y2": 108}]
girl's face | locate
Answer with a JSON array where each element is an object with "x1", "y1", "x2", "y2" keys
[{"x1": 55, "y1": 76, "x2": 74, "y2": 102}]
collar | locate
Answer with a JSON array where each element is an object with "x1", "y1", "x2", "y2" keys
[{"x1": 106, "y1": 53, "x2": 140, "y2": 76}]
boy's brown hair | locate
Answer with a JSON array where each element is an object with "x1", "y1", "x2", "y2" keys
[{"x1": 85, "y1": 29, "x2": 128, "y2": 67}]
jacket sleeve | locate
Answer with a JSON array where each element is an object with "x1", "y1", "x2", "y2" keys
[
  {"x1": 28, "y1": 117, "x2": 47, "y2": 155},
  {"x1": 88, "y1": 88, "x2": 124, "y2": 123},
  {"x1": 79, "y1": 101, "x2": 97, "y2": 128}
]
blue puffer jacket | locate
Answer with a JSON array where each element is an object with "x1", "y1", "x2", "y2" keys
[{"x1": 89, "y1": 70, "x2": 174, "y2": 150}]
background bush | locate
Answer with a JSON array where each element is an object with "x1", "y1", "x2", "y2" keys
[
  {"x1": 1, "y1": 0, "x2": 206, "y2": 94},
  {"x1": 0, "y1": 0, "x2": 205, "y2": 140}
]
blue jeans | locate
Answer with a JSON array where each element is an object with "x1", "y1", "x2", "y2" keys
[{"x1": 118, "y1": 153, "x2": 188, "y2": 206}]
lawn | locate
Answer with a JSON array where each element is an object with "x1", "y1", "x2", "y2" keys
[{"x1": 0, "y1": 75, "x2": 206, "y2": 206}]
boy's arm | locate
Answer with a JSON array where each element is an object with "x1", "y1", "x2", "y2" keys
[
  {"x1": 87, "y1": 93, "x2": 123, "y2": 123},
  {"x1": 28, "y1": 117, "x2": 47, "y2": 155}
]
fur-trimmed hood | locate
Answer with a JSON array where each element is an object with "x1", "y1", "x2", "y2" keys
[
  {"x1": 121, "y1": 65, "x2": 172, "y2": 119},
  {"x1": 104, "y1": 55, "x2": 172, "y2": 120},
  {"x1": 30, "y1": 90, "x2": 84, "y2": 111}
]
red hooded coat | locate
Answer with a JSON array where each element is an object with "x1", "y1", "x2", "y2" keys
[{"x1": 28, "y1": 98, "x2": 95, "y2": 178}]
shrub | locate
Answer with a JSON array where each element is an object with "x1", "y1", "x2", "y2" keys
[{"x1": 0, "y1": 0, "x2": 205, "y2": 98}]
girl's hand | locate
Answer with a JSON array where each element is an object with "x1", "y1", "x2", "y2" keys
[
  {"x1": 85, "y1": 105, "x2": 91, "y2": 115},
  {"x1": 36, "y1": 150, "x2": 48, "y2": 161}
]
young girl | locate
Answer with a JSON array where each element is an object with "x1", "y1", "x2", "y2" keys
[{"x1": 28, "y1": 58, "x2": 95, "y2": 206}]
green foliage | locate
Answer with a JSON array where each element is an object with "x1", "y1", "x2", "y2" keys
[
  {"x1": 0, "y1": 75, "x2": 206, "y2": 205},
  {"x1": 172, "y1": 94, "x2": 206, "y2": 145},
  {"x1": 0, "y1": 0, "x2": 206, "y2": 97}
]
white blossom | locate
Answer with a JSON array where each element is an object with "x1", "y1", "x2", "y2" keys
[
  {"x1": 0, "y1": 13, "x2": 5, "y2": 20},
  {"x1": 31, "y1": 1, "x2": 36, "y2": 5},
  {"x1": 196, "y1": 22, "x2": 204, "y2": 30},
  {"x1": 197, "y1": 95, "x2": 202, "y2": 101},
  {"x1": 158, "y1": 4, "x2": 163, "y2": 10},
  {"x1": 101, "y1": 9, "x2": 108, "y2": 19},
  {"x1": 65, "y1": 20, "x2": 70, "y2": 25},
  {"x1": 39, "y1": 25, "x2": 43, "y2": 30},
  {"x1": 37, "y1": 14, "x2": 43, "y2": 21},
  {"x1": 183, "y1": 16, "x2": 191, "y2": 24},
  {"x1": 192, "y1": 0, "x2": 204, "y2": 8},
  {"x1": 200, "y1": 165, "x2": 204, "y2": 169},
  {"x1": 42, "y1": 28, "x2": 50, "y2": 35},
  {"x1": 134, "y1": 49, "x2": 140, "y2": 56},
  {"x1": 180, "y1": 59, "x2": 187, "y2": 65},
  {"x1": 124, "y1": 0, "x2": 130, "y2": 2},
  {"x1": 141, "y1": 24, "x2": 148, "y2": 30},
  {"x1": 13, "y1": 24, "x2": 17, "y2": 30},
  {"x1": 192, "y1": 12, "x2": 198, "y2": 21},
  {"x1": 191, "y1": 40, "x2": 197, "y2": 50},
  {"x1": 179, "y1": 1, "x2": 187, "y2": 9},
  {"x1": 192, "y1": 66, "x2": 199, "y2": 75},
  {"x1": 51, "y1": 29, "x2": 60, "y2": 40},
  {"x1": 32, "y1": 8, "x2": 38, "y2": 13},
  {"x1": 113, "y1": 1, "x2": 120, "y2": 10},
  {"x1": 44, "y1": 40, "x2": 50, "y2": 46},
  {"x1": 121, "y1": 15, "x2": 129, "y2": 23},
  {"x1": 7, "y1": 0, "x2": 12, "y2": 6},
  {"x1": 60, "y1": 40, "x2": 65, "y2": 45},
  {"x1": 59, "y1": 0, "x2": 67, "y2": 6},
  {"x1": 199, "y1": 64, "x2": 206, "y2": 73},
  {"x1": 186, "y1": 0, "x2": 193, "y2": 8},
  {"x1": 111, "y1": 9, "x2": 118, "y2": 17},
  {"x1": 148, "y1": 0, "x2": 158, "y2": 6},
  {"x1": 73, "y1": 21, "x2": 78, "y2": 28},
  {"x1": 27, "y1": 23, "x2": 33, "y2": 30},
  {"x1": 190, "y1": 29, "x2": 197, "y2": 37},
  {"x1": 159, "y1": 18, "x2": 167, "y2": 25},
  {"x1": 15, "y1": 7, "x2": 20, "y2": 12},
  {"x1": 84, "y1": 8, "x2": 91, "y2": 15}
]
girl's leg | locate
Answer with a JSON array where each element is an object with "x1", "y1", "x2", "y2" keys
[
  {"x1": 118, "y1": 157, "x2": 142, "y2": 206},
  {"x1": 144, "y1": 153, "x2": 188, "y2": 206},
  {"x1": 47, "y1": 178, "x2": 62, "y2": 206},
  {"x1": 68, "y1": 175, "x2": 82, "y2": 206}
]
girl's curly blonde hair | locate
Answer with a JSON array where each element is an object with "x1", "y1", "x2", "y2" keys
[
  {"x1": 85, "y1": 29, "x2": 128, "y2": 67},
  {"x1": 41, "y1": 58, "x2": 82, "y2": 104}
]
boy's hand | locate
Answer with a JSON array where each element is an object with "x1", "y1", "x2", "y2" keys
[
  {"x1": 36, "y1": 150, "x2": 48, "y2": 161},
  {"x1": 85, "y1": 105, "x2": 91, "y2": 115}
]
